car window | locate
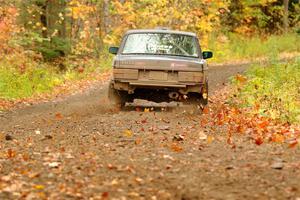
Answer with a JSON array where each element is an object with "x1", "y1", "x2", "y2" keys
[{"x1": 122, "y1": 33, "x2": 199, "y2": 57}]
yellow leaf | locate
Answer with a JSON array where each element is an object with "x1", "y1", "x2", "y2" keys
[
  {"x1": 124, "y1": 130, "x2": 133, "y2": 137},
  {"x1": 207, "y1": 135, "x2": 214, "y2": 144},
  {"x1": 34, "y1": 185, "x2": 45, "y2": 190}
]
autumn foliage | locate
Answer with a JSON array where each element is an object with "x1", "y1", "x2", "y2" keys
[{"x1": 203, "y1": 73, "x2": 300, "y2": 148}]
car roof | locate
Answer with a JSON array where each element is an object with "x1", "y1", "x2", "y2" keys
[{"x1": 125, "y1": 29, "x2": 197, "y2": 37}]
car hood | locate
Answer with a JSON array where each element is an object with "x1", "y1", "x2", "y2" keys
[{"x1": 114, "y1": 55, "x2": 207, "y2": 71}]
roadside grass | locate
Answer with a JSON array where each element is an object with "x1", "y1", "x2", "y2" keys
[
  {"x1": 0, "y1": 52, "x2": 64, "y2": 100},
  {"x1": 231, "y1": 57, "x2": 300, "y2": 124},
  {"x1": 0, "y1": 51, "x2": 113, "y2": 101},
  {"x1": 208, "y1": 33, "x2": 300, "y2": 63}
]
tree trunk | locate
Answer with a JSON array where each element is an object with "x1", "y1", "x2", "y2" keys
[
  {"x1": 46, "y1": 0, "x2": 66, "y2": 38},
  {"x1": 98, "y1": 0, "x2": 110, "y2": 51},
  {"x1": 283, "y1": 0, "x2": 289, "y2": 32}
]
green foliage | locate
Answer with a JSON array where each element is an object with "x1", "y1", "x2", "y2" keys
[
  {"x1": 222, "y1": 0, "x2": 300, "y2": 34},
  {"x1": 17, "y1": 0, "x2": 69, "y2": 60},
  {"x1": 16, "y1": 31, "x2": 71, "y2": 60},
  {"x1": 0, "y1": 63, "x2": 62, "y2": 100},
  {"x1": 37, "y1": 37, "x2": 71, "y2": 60},
  {"x1": 233, "y1": 58, "x2": 300, "y2": 124},
  {"x1": 209, "y1": 33, "x2": 300, "y2": 63}
]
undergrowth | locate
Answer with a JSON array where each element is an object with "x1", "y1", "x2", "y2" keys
[
  {"x1": 209, "y1": 33, "x2": 300, "y2": 63},
  {"x1": 232, "y1": 58, "x2": 300, "y2": 124},
  {"x1": 0, "y1": 50, "x2": 112, "y2": 100}
]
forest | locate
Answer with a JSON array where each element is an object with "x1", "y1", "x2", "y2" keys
[{"x1": 1, "y1": 0, "x2": 299, "y2": 59}]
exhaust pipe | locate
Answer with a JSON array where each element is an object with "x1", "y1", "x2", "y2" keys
[{"x1": 168, "y1": 92, "x2": 179, "y2": 100}]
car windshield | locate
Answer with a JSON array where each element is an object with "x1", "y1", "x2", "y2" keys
[{"x1": 122, "y1": 33, "x2": 199, "y2": 57}]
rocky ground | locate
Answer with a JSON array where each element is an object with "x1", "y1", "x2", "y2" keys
[{"x1": 1, "y1": 64, "x2": 300, "y2": 200}]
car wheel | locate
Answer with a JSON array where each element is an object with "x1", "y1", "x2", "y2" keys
[
  {"x1": 108, "y1": 82, "x2": 131, "y2": 108},
  {"x1": 201, "y1": 80, "x2": 209, "y2": 106}
]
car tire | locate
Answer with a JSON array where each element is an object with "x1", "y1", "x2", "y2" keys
[
  {"x1": 108, "y1": 82, "x2": 132, "y2": 108},
  {"x1": 201, "y1": 80, "x2": 209, "y2": 106}
]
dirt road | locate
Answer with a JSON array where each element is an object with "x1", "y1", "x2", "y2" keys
[{"x1": 1, "y1": 64, "x2": 300, "y2": 200}]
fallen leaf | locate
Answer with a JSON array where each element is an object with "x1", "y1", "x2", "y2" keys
[
  {"x1": 28, "y1": 172, "x2": 40, "y2": 179},
  {"x1": 202, "y1": 107, "x2": 209, "y2": 114},
  {"x1": 288, "y1": 139, "x2": 298, "y2": 148},
  {"x1": 207, "y1": 135, "x2": 214, "y2": 144},
  {"x1": 163, "y1": 155, "x2": 175, "y2": 160},
  {"x1": 44, "y1": 135, "x2": 53, "y2": 140},
  {"x1": 170, "y1": 143, "x2": 183, "y2": 152},
  {"x1": 128, "y1": 192, "x2": 140, "y2": 197},
  {"x1": 34, "y1": 185, "x2": 45, "y2": 190},
  {"x1": 5, "y1": 134, "x2": 13, "y2": 141},
  {"x1": 124, "y1": 129, "x2": 133, "y2": 137},
  {"x1": 48, "y1": 162, "x2": 60, "y2": 168},
  {"x1": 235, "y1": 74, "x2": 247, "y2": 83},
  {"x1": 199, "y1": 131, "x2": 207, "y2": 140},
  {"x1": 173, "y1": 134, "x2": 184, "y2": 141},
  {"x1": 7, "y1": 149, "x2": 16, "y2": 158},
  {"x1": 272, "y1": 134, "x2": 284, "y2": 143},
  {"x1": 107, "y1": 164, "x2": 117, "y2": 170},
  {"x1": 271, "y1": 162, "x2": 284, "y2": 170},
  {"x1": 55, "y1": 113, "x2": 63, "y2": 120},
  {"x1": 111, "y1": 179, "x2": 119, "y2": 186},
  {"x1": 255, "y1": 137, "x2": 264, "y2": 145},
  {"x1": 135, "y1": 177, "x2": 144, "y2": 184},
  {"x1": 258, "y1": 120, "x2": 269, "y2": 129},
  {"x1": 158, "y1": 125, "x2": 170, "y2": 131},
  {"x1": 102, "y1": 192, "x2": 109, "y2": 198},
  {"x1": 22, "y1": 153, "x2": 30, "y2": 161},
  {"x1": 135, "y1": 138, "x2": 142, "y2": 145}
]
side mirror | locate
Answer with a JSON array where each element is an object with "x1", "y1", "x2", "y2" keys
[
  {"x1": 202, "y1": 51, "x2": 213, "y2": 59},
  {"x1": 109, "y1": 47, "x2": 119, "y2": 55}
]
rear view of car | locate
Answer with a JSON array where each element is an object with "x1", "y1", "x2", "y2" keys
[{"x1": 108, "y1": 29, "x2": 213, "y2": 107}]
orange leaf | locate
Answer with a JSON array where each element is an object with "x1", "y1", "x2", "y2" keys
[
  {"x1": 258, "y1": 120, "x2": 269, "y2": 129},
  {"x1": 202, "y1": 107, "x2": 209, "y2": 114},
  {"x1": 135, "y1": 138, "x2": 142, "y2": 145},
  {"x1": 272, "y1": 134, "x2": 284, "y2": 143},
  {"x1": 170, "y1": 143, "x2": 183, "y2": 152},
  {"x1": 7, "y1": 149, "x2": 16, "y2": 158},
  {"x1": 55, "y1": 113, "x2": 63, "y2": 120},
  {"x1": 102, "y1": 192, "x2": 109, "y2": 198},
  {"x1": 288, "y1": 140, "x2": 298, "y2": 148},
  {"x1": 235, "y1": 74, "x2": 247, "y2": 83},
  {"x1": 22, "y1": 153, "x2": 30, "y2": 161},
  {"x1": 255, "y1": 137, "x2": 263, "y2": 145}
]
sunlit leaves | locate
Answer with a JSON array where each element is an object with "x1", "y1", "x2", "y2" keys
[
  {"x1": 69, "y1": 0, "x2": 95, "y2": 20},
  {"x1": 108, "y1": 0, "x2": 229, "y2": 47}
]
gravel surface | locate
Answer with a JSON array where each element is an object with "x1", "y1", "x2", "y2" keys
[{"x1": 1, "y1": 64, "x2": 300, "y2": 200}]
